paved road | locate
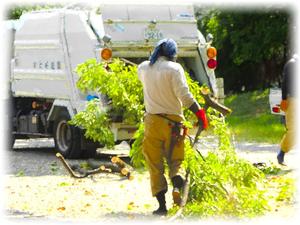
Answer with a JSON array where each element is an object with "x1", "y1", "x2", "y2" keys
[
  {"x1": 5, "y1": 137, "x2": 298, "y2": 176},
  {"x1": 6, "y1": 138, "x2": 131, "y2": 176}
]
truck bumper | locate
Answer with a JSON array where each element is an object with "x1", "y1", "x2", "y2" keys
[{"x1": 110, "y1": 123, "x2": 137, "y2": 142}]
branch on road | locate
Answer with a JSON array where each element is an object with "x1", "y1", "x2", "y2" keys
[{"x1": 56, "y1": 153, "x2": 133, "y2": 180}]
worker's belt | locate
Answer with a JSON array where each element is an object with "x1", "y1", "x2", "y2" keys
[{"x1": 155, "y1": 114, "x2": 188, "y2": 160}]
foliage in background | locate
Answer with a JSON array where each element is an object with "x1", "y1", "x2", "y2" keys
[
  {"x1": 225, "y1": 90, "x2": 285, "y2": 143},
  {"x1": 6, "y1": 4, "x2": 63, "y2": 20},
  {"x1": 195, "y1": 7, "x2": 291, "y2": 92},
  {"x1": 72, "y1": 58, "x2": 269, "y2": 217}
]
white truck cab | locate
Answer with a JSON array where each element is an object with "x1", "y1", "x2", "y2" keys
[{"x1": 8, "y1": 3, "x2": 219, "y2": 158}]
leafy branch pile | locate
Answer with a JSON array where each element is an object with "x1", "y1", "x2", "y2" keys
[
  {"x1": 69, "y1": 58, "x2": 144, "y2": 148},
  {"x1": 71, "y1": 58, "x2": 269, "y2": 218}
]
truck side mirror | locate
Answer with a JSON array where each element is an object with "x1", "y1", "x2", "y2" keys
[
  {"x1": 206, "y1": 33, "x2": 213, "y2": 43},
  {"x1": 102, "y1": 34, "x2": 111, "y2": 44}
]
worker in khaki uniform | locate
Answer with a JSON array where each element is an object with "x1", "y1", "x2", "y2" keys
[
  {"x1": 277, "y1": 55, "x2": 298, "y2": 165},
  {"x1": 138, "y1": 39, "x2": 208, "y2": 215}
]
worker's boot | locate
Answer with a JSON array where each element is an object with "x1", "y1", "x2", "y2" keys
[
  {"x1": 171, "y1": 175, "x2": 184, "y2": 206},
  {"x1": 277, "y1": 150, "x2": 285, "y2": 165},
  {"x1": 153, "y1": 190, "x2": 167, "y2": 216}
]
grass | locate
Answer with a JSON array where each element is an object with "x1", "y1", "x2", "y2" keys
[{"x1": 224, "y1": 89, "x2": 285, "y2": 143}]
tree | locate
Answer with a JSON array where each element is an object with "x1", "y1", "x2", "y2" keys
[
  {"x1": 196, "y1": 6, "x2": 291, "y2": 92},
  {"x1": 6, "y1": 4, "x2": 63, "y2": 20}
]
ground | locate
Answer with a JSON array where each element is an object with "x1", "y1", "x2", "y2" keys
[{"x1": 3, "y1": 138, "x2": 298, "y2": 223}]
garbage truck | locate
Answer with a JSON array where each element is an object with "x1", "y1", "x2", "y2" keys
[{"x1": 8, "y1": 3, "x2": 220, "y2": 158}]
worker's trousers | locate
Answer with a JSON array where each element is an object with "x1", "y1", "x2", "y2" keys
[
  {"x1": 280, "y1": 98, "x2": 296, "y2": 153},
  {"x1": 142, "y1": 113, "x2": 185, "y2": 196}
]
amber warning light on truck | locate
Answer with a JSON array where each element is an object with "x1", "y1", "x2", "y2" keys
[
  {"x1": 101, "y1": 48, "x2": 112, "y2": 61},
  {"x1": 207, "y1": 46, "x2": 217, "y2": 69}
]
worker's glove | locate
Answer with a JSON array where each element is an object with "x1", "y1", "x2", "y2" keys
[
  {"x1": 280, "y1": 100, "x2": 288, "y2": 112},
  {"x1": 189, "y1": 102, "x2": 209, "y2": 130},
  {"x1": 195, "y1": 109, "x2": 208, "y2": 130}
]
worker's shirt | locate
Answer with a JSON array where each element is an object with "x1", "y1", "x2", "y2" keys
[{"x1": 138, "y1": 56, "x2": 195, "y2": 116}]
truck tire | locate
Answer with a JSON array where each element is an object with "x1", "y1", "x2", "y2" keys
[
  {"x1": 80, "y1": 135, "x2": 99, "y2": 159},
  {"x1": 54, "y1": 112, "x2": 81, "y2": 159},
  {"x1": 81, "y1": 145, "x2": 97, "y2": 158}
]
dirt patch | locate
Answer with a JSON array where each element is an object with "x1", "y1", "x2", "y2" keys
[{"x1": 4, "y1": 171, "x2": 176, "y2": 222}]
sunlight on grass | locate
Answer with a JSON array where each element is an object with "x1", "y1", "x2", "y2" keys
[{"x1": 225, "y1": 90, "x2": 285, "y2": 143}]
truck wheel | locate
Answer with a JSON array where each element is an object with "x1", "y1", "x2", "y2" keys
[
  {"x1": 81, "y1": 146, "x2": 97, "y2": 158},
  {"x1": 54, "y1": 112, "x2": 81, "y2": 159}
]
